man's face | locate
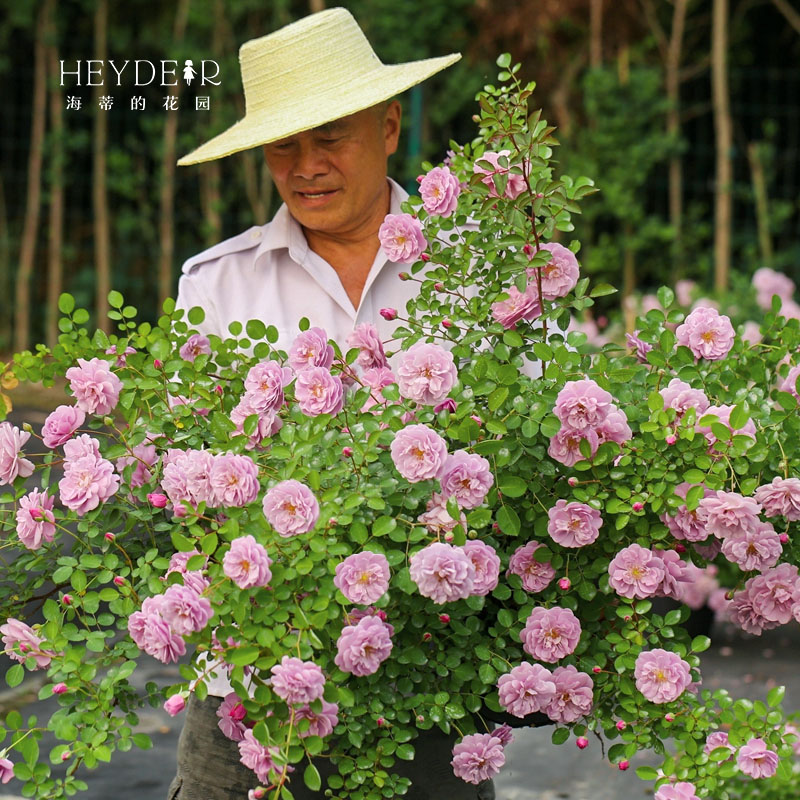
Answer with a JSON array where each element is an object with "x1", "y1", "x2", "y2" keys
[{"x1": 263, "y1": 101, "x2": 401, "y2": 238}]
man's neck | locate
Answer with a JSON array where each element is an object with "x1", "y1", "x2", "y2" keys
[{"x1": 302, "y1": 181, "x2": 392, "y2": 311}]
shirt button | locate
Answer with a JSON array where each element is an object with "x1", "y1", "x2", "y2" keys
[{"x1": 250, "y1": 229, "x2": 262, "y2": 240}]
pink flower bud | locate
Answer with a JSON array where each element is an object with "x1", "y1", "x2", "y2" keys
[
  {"x1": 104, "y1": 532, "x2": 115, "y2": 541},
  {"x1": 379, "y1": 307, "x2": 398, "y2": 321},
  {"x1": 592, "y1": 666, "x2": 602, "y2": 674},
  {"x1": 492, "y1": 523, "x2": 500, "y2": 532},
  {"x1": 674, "y1": 543, "x2": 686, "y2": 553},
  {"x1": 442, "y1": 319, "x2": 453, "y2": 329},
  {"x1": 434, "y1": 282, "x2": 444, "y2": 291},
  {"x1": 444, "y1": 532, "x2": 454, "y2": 543},
  {"x1": 398, "y1": 272, "x2": 409, "y2": 281},
  {"x1": 62, "y1": 594, "x2": 72, "y2": 605},
  {"x1": 434, "y1": 398, "x2": 457, "y2": 414},
  {"x1": 61, "y1": 751, "x2": 71, "y2": 761},
  {"x1": 523, "y1": 243, "x2": 535, "y2": 258},
  {"x1": 229, "y1": 703, "x2": 247, "y2": 722},
  {"x1": 780, "y1": 533, "x2": 789, "y2": 544},
  {"x1": 439, "y1": 614, "x2": 450, "y2": 624},
  {"x1": 618, "y1": 760, "x2": 630, "y2": 771},
  {"x1": 568, "y1": 477, "x2": 578, "y2": 487},
  {"x1": 154, "y1": 359, "x2": 163, "y2": 369},
  {"x1": 341, "y1": 426, "x2": 350, "y2": 434},
  {"x1": 558, "y1": 577, "x2": 571, "y2": 590},
  {"x1": 421, "y1": 253, "x2": 431, "y2": 262},
  {"x1": 416, "y1": 174, "x2": 424, "y2": 183},
  {"x1": 624, "y1": 615, "x2": 631, "y2": 622},
  {"x1": 470, "y1": 414, "x2": 482, "y2": 425},
  {"x1": 163, "y1": 695, "x2": 186, "y2": 716},
  {"x1": 342, "y1": 447, "x2": 353, "y2": 458},
  {"x1": 576, "y1": 737, "x2": 589, "y2": 749},
  {"x1": 147, "y1": 492, "x2": 168, "y2": 508},
  {"x1": 377, "y1": 717, "x2": 385, "y2": 727},
  {"x1": 422, "y1": 632, "x2": 432, "y2": 641},
  {"x1": 251, "y1": 790, "x2": 265, "y2": 800},
  {"x1": 632, "y1": 502, "x2": 644, "y2": 512},
  {"x1": 616, "y1": 720, "x2": 626, "y2": 731},
  {"x1": 215, "y1": 384, "x2": 224, "y2": 396},
  {"x1": 666, "y1": 434, "x2": 677, "y2": 445},
  {"x1": 417, "y1": 714, "x2": 425, "y2": 723},
  {"x1": 665, "y1": 713, "x2": 675, "y2": 722},
  {"x1": 53, "y1": 683, "x2": 68, "y2": 695},
  {"x1": 113, "y1": 576, "x2": 125, "y2": 586}
]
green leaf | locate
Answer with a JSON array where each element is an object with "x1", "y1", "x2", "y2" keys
[
  {"x1": 767, "y1": 685, "x2": 786, "y2": 707},
  {"x1": 551, "y1": 727, "x2": 569, "y2": 745},
  {"x1": 496, "y1": 53, "x2": 511, "y2": 68},
  {"x1": 691, "y1": 635, "x2": 711, "y2": 653},
  {"x1": 228, "y1": 646, "x2": 261, "y2": 666},
  {"x1": 590, "y1": 283, "x2": 617, "y2": 298},
  {"x1": 636, "y1": 766, "x2": 659, "y2": 780},
  {"x1": 728, "y1": 404, "x2": 750, "y2": 431},
  {"x1": 372, "y1": 516, "x2": 397, "y2": 537},
  {"x1": 108, "y1": 290, "x2": 124, "y2": 308},
  {"x1": 58, "y1": 294, "x2": 75, "y2": 314},
  {"x1": 495, "y1": 506, "x2": 520, "y2": 536},
  {"x1": 303, "y1": 763, "x2": 322, "y2": 791},
  {"x1": 171, "y1": 531, "x2": 195, "y2": 552},
  {"x1": 246, "y1": 319, "x2": 267, "y2": 339},
  {"x1": 396, "y1": 743, "x2": 415, "y2": 761},
  {"x1": 488, "y1": 386, "x2": 509, "y2": 412},
  {"x1": 498, "y1": 475, "x2": 527, "y2": 498},
  {"x1": 5, "y1": 664, "x2": 24, "y2": 688},
  {"x1": 682, "y1": 469, "x2": 705, "y2": 484}
]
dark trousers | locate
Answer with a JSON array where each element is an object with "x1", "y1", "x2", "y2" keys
[{"x1": 168, "y1": 695, "x2": 495, "y2": 800}]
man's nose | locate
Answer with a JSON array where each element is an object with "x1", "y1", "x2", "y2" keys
[{"x1": 292, "y1": 142, "x2": 329, "y2": 181}]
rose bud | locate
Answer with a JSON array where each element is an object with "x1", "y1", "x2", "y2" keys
[
  {"x1": 163, "y1": 695, "x2": 186, "y2": 716},
  {"x1": 214, "y1": 384, "x2": 224, "y2": 396},
  {"x1": 379, "y1": 307, "x2": 397, "y2": 321},
  {"x1": 618, "y1": 761, "x2": 630, "y2": 771},
  {"x1": 153, "y1": 359, "x2": 163, "y2": 369},
  {"x1": 434, "y1": 282, "x2": 444, "y2": 291},
  {"x1": 422, "y1": 632, "x2": 432, "y2": 641},
  {"x1": 104, "y1": 532, "x2": 115, "y2": 541},
  {"x1": 416, "y1": 174, "x2": 424, "y2": 183},
  {"x1": 674, "y1": 543, "x2": 686, "y2": 553},
  {"x1": 61, "y1": 751, "x2": 71, "y2": 761},
  {"x1": 341, "y1": 447, "x2": 353, "y2": 458},
  {"x1": 632, "y1": 502, "x2": 644, "y2": 512},
  {"x1": 438, "y1": 614, "x2": 450, "y2": 624},
  {"x1": 398, "y1": 272, "x2": 410, "y2": 281},
  {"x1": 568, "y1": 477, "x2": 578, "y2": 487},
  {"x1": 592, "y1": 666, "x2": 602, "y2": 674},
  {"x1": 523, "y1": 243, "x2": 535, "y2": 258},
  {"x1": 61, "y1": 594, "x2": 72, "y2": 605},
  {"x1": 665, "y1": 713, "x2": 675, "y2": 722},
  {"x1": 113, "y1": 576, "x2": 125, "y2": 586},
  {"x1": 147, "y1": 492, "x2": 168, "y2": 508},
  {"x1": 377, "y1": 717, "x2": 385, "y2": 727},
  {"x1": 666, "y1": 434, "x2": 677, "y2": 445},
  {"x1": 558, "y1": 577, "x2": 571, "y2": 590},
  {"x1": 52, "y1": 683, "x2": 68, "y2": 695},
  {"x1": 444, "y1": 532, "x2": 454, "y2": 543},
  {"x1": 616, "y1": 720, "x2": 626, "y2": 731},
  {"x1": 421, "y1": 253, "x2": 431, "y2": 262},
  {"x1": 442, "y1": 319, "x2": 453, "y2": 329},
  {"x1": 434, "y1": 398, "x2": 457, "y2": 414},
  {"x1": 780, "y1": 533, "x2": 789, "y2": 544},
  {"x1": 576, "y1": 737, "x2": 589, "y2": 749}
]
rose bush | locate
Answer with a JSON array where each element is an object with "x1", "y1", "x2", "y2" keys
[{"x1": 1, "y1": 55, "x2": 800, "y2": 800}]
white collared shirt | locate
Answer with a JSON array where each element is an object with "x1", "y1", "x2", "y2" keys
[{"x1": 176, "y1": 179, "x2": 422, "y2": 356}]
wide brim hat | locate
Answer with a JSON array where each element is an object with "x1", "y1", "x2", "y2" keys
[{"x1": 177, "y1": 7, "x2": 461, "y2": 166}]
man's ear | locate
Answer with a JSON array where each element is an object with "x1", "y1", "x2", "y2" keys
[{"x1": 384, "y1": 100, "x2": 402, "y2": 157}]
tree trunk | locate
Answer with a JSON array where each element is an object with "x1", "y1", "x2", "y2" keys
[
  {"x1": 770, "y1": 0, "x2": 800, "y2": 36},
  {"x1": 712, "y1": 0, "x2": 732, "y2": 292},
  {"x1": 46, "y1": 12, "x2": 65, "y2": 350},
  {"x1": 747, "y1": 142, "x2": 773, "y2": 267},
  {"x1": 589, "y1": 0, "x2": 603, "y2": 68},
  {"x1": 14, "y1": 0, "x2": 51, "y2": 353},
  {"x1": 93, "y1": 0, "x2": 111, "y2": 334},
  {"x1": 309, "y1": 0, "x2": 325, "y2": 12},
  {"x1": 158, "y1": 0, "x2": 191, "y2": 309},
  {"x1": 0, "y1": 170, "x2": 10, "y2": 349},
  {"x1": 667, "y1": 0, "x2": 688, "y2": 273}
]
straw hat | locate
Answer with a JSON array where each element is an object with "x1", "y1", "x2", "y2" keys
[{"x1": 177, "y1": 8, "x2": 461, "y2": 166}]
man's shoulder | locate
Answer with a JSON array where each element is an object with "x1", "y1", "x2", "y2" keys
[{"x1": 180, "y1": 224, "x2": 268, "y2": 276}]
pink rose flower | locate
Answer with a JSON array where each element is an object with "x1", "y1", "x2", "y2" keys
[
  {"x1": 223, "y1": 535, "x2": 272, "y2": 589},
  {"x1": 676, "y1": 307, "x2": 735, "y2": 360},
  {"x1": 676, "y1": 563, "x2": 719, "y2": 610},
  {"x1": 490, "y1": 285, "x2": 541, "y2": 328},
  {"x1": 520, "y1": 606, "x2": 581, "y2": 663},
  {"x1": 390, "y1": 424, "x2": 449, "y2": 483},
  {"x1": 547, "y1": 500, "x2": 602, "y2": 548},
  {"x1": 634, "y1": 649, "x2": 691, "y2": 703},
  {"x1": 334, "y1": 615, "x2": 393, "y2": 676},
  {"x1": 419, "y1": 166, "x2": 461, "y2": 216},
  {"x1": 675, "y1": 279, "x2": 697, "y2": 306},
  {"x1": 63, "y1": 433, "x2": 100, "y2": 461},
  {"x1": 737, "y1": 737, "x2": 779, "y2": 779},
  {"x1": 0, "y1": 757, "x2": 13, "y2": 784},
  {"x1": 295, "y1": 367, "x2": 344, "y2": 417},
  {"x1": 527, "y1": 243, "x2": 580, "y2": 300},
  {"x1": 547, "y1": 426, "x2": 599, "y2": 467},
  {"x1": 161, "y1": 449, "x2": 216, "y2": 513},
  {"x1": 698, "y1": 404, "x2": 757, "y2": 448},
  {"x1": 127, "y1": 596, "x2": 186, "y2": 664},
  {"x1": 16, "y1": 489, "x2": 56, "y2": 550},
  {"x1": 288, "y1": 327, "x2": 334, "y2": 372},
  {"x1": 545, "y1": 665, "x2": 594, "y2": 723},
  {"x1": 163, "y1": 694, "x2": 186, "y2": 716},
  {"x1": 439, "y1": 450, "x2": 494, "y2": 509},
  {"x1": 755, "y1": 476, "x2": 800, "y2": 521},
  {"x1": 59, "y1": 454, "x2": 120, "y2": 516},
  {"x1": 238, "y1": 729, "x2": 278, "y2": 784},
  {"x1": 741, "y1": 321, "x2": 762, "y2": 345},
  {"x1": 659, "y1": 379, "x2": 710, "y2": 417},
  {"x1": 704, "y1": 731, "x2": 734, "y2": 759},
  {"x1": 179, "y1": 334, "x2": 211, "y2": 363},
  {"x1": 334, "y1": 551, "x2": 390, "y2": 605},
  {"x1": 595, "y1": 408, "x2": 632, "y2": 446},
  {"x1": 210, "y1": 454, "x2": 260, "y2": 508},
  {"x1": 497, "y1": 661, "x2": 556, "y2": 717},
  {"x1": 378, "y1": 213, "x2": 427, "y2": 263},
  {"x1": 41, "y1": 405, "x2": 86, "y2": 448},
  {"x1": 655, "y1": 782, "x2": 701, "y2": 800},
  {"x1": 409, "y1": 542, "x2": 475, "y2": 604},
  {"x1": 244, "y1": 360, "x2": 293, "y2": 413},
  {"x1": 729, "y1": 582, "x2": 775, "y2": 636},
  {"x1": 230, "y1": 395, "x2": 282, "y2": 450},
  {"x1": 0, "y1": 422, "x2": 35, "y2": 485},
  {"x1": 396, "y1": 342, "x2": 457, "y2": 405},
  {"x1": 721, "y1": 523, "x2": 782, "y2": 572},
  {"x1": 697, "y1": 490, "x2": 762, "y2": 539},
  {"x1": 753, "y1": 266, "x2": 795, "y2": 310},
  {"x1": 473, "y1": 149, "x2": 526, "y2": 200},
  {"x1": 660, "y1": 483, "x2": 712, "y2": 542},
  {"x1": 116, "y1": 442, "x2": 158, "y2": 489},
  {"x1": 295, "y1": 700, "x2": 339, "y2": 738},
  {"x1": 270, "y1": 656, "x2": 325, "y2": 705},
  {"x1": 507, "y1": 541, "x2": 555, "y2": 593},
  {"x1": 360, "y1": 366, "x2": 397, "y2": 412},
  {"x1": 608, "y1": 544, "x2": 666, "y2": 599},
  {"x1": 262, "y1": 480, "x2": 319, "y2": 536},
  {"x1": 347, "y1": 322, "x2": 389, "y2": 370},
  {"x1": 417, "y1": 492, "x2": 467, "y2": 536},
  {"x1": 161, "y1": 584, "x2": 213, "y2": 635},
  {"x1": 462, "y1": 540, "x2": 501, "y2": 596},
  {"x1": 217, "y1": 692, "x2": 248, "y2": 741},
  {"x1": 554, "y1": 379, "x2": 612, "y2": 432},
  {"x1": 451, "y1": 732, "x2": 506, "y2": 784},
  {"x1": 750, "y1": 563, "x2": 800, "y2": 624},
  {"x1": 65, "y1": 357, "x2": 123, "y2": 415},
  {"x1": 656, "y1": 549, "x2": 692, "y2": 600},
  {"x1": 626, "y1": 331, "x2": 653, "y2": 364},
  {"x1": 1, "y1": 618, "x2": 51, "y2": 668},
  {"x1": 779, "y1": 364, "x2": 800, "y2": 399}
]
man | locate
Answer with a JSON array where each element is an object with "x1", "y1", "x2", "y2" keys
[{"x1": 170, "y1": 8, "x2": 496, "y2": 800}]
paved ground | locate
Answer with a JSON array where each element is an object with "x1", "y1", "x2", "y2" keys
[{"x1": 1, "y1": 620, "x2": 798, "y2": 800}]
